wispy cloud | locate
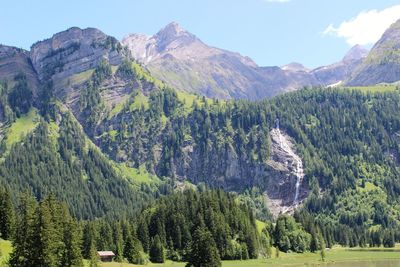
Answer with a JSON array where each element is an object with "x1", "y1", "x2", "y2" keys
[
  {"x1": 264, "y1": 0, "x2": 291, "y2": 3},
  {"x1": 323, "y1": 5, "x2": 400, "y2": 46}
]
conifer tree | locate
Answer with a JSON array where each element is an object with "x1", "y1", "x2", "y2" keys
[
  {"x1": 123, "y1": 232, "x2": 144, "y2": 264},
  {"x1": 186, "y1": 227, "x2": 221, "y2": 267},
  {"x1": 9, "y1": 193, "x2": 38, "y2": 267},
  {"x1": 62, "y1": 218, "x2": 83, "y2": 267},
  {"x1": 150, "y1": 234, "x2": 165, "y2": 263},
  {"x1": 31, "y1": 199, "x2": 58, "y2": 267},
  {"x1": 89, "y1": 241, "x2": 98, "y2": 267},
  {"x1": 113, "y1": 221, "x2": 124, "y2": 262},
  {"x1": 0, "y1": 186, "x2": 15, "y2": 240}
]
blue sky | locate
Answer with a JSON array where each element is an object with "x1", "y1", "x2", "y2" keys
[{"x1": 1, "y1": 0, "x2": 400, "y2": 68}]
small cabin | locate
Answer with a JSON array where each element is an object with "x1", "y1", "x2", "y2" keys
[{"x1": 97, "y1": 251, "x2": 115, "y2": 262}]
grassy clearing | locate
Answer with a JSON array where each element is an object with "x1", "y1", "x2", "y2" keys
[
  {"x1": 69, "y1": 69, "x2": 94, "y2": 85},
  {"x1": 130, "y1": 92, "x2": 149, "y2": 111},
  {"x1": 344, "y1": 85, "x2": 397, "y2": 93},
  {"x1": 116, "y1": 163, "x2": 160, "y2": 185},
  {"x1": 256, "y1": 220, "x2": 267, "y2": 235},
  {"x1": 0, "y1": 239, "x2": 12, "y2": 266},
  {"x1": 5, "y1": 108, "x2": 40, "y2": 150},
  {"x1": 85, "y1": 261, "x2": 185, "y2": 267},
  {"x1": 176, "y1": 91, "x2": 214, "y2": 112}
]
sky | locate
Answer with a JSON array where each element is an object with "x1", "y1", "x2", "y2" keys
[{"x1": 1, "y1": 0, "x2": 400, "y2": 68}]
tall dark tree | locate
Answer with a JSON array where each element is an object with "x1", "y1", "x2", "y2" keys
[
  {"x1": 123, "y1": 234, "x2": 143, "y2": 264},
  {"x1": 186, "y1": 227, "x2": 221, "y2": 267},
  {"x1": 150, "y1": 234, "x2": 165, "y2": 263},
  {"x1": 112, "y1": 221, "x2": 124, "y2": 262},
  {"x1": 61, "y1": 218, "x2": 83, "y2": 267},
  {"x1": 0, "y1": 186, "x2": 15, "y2": 240},
  {"x1": 9, "y1": 193, "x2": 38, "y2": 267},
  {"x1": 8, "y1": 73, "x2": 32, "y2": 116}
]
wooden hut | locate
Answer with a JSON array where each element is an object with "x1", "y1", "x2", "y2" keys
[{"x1": 97, "y1": 251, "x2": 115, "y2": 262}]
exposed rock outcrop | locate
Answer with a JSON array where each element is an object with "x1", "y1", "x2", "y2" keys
[
  {"x1": 265, "y1": 128, "x2": 308, "y2": 217},
  {"x1": 30, "y1": 27, "x2": 127, "y2": 104},
  {"x1": 0, "y1": 45, "x2": 39, "y2": 94}
]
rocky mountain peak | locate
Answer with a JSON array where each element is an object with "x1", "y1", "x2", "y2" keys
[
  {"x1": 342, "y1": 44, "x2": 369, "y2": 62},
  {"x1": 281, "y1": 62, "x2": 309, "y2": 72},
  {"x1": 156, "y1": 22, "x2": 187, "y2": 37},
  {"x1": 30, "y1": 27, "x2": 125, "y2": 81},
  {"x1": 154, "y1": 22, "x2": 197, "y2": 52}
]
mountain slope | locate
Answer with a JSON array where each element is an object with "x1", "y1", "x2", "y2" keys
[
  {"x1": 312, "y1": 45, "x2": 368, "y2": 86},
  {"x1": 122, "y1": 22, "x2": 322, "y2": 100},
  {"x1": 347, "y1": 19, "x2": 400, "y2": 85}
]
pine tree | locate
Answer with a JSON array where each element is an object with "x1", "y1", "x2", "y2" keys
[
  {"x1": 137, "y1": 217, "x2": 150, "y2": 253},
  {"x1": 31, "y1": 200, "x2": 58, "y2": 267},
  {"x1": 150, "y1": 234, "x2": 165, "y2": 263},
  {"x1": 186, "y1": 227, "x2": 221, "y2": 267},
  {"x1": 89, "y1": 241, "x2": 98, "y2": 267},
  {"x1": 9, "y1": 193, "x2": 38, "y2": 267},
  {"x1": 62, "y1": 218, "x2": 83, "y2": 267},
  {"x1": 0, "y1": 186, "x2": 15, "y2": 240},
  {"x1": 123, "y1": 234, "x2": 143, "y2": 264},
  {"x1": 82, "y1": 222, "x2": 95, "y2": 259},
  {"x1": 113, "y1": 221, "x2": 124, "y2": 262}
]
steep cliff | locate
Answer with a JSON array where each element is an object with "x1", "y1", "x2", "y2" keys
[{"x1": 266, "y1": 128, "x2": 308, "y2": 216}]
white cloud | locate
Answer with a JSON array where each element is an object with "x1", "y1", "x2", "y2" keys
[
  {"x1": 323, "y1": 5, "x2": 400, "y2": 46},
  {"x1": 265, "y1": 0, "x2": 291, "y2": 3}
]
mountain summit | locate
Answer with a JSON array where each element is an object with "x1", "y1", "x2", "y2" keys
[
  {"x1": 122, "y1": 22, "x2": 200, "y2": 64},
  {"x1": 342, "y1": 44, "x2": 369, "y2": 63}
]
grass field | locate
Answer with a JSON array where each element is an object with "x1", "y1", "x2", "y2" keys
[
  {"x1": 5, "y1": 108, "x2": 40, "y2": 150},
  {"x1": 80, "y1": 246, "x2": 400, "y2": 267},
  {"x1": 344, "y1": 85, "x2": 398, "y2": 93},
  {"x1": 0, "y1": 239, "x2": 12, "y2": 266},
  {"x1": 116, "y1": 163, "x2": 160, "y2": 185},
  {"x1": 1, "y1": 240, "x2": 400, "y2": 267}
]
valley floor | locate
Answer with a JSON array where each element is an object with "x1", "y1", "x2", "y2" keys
[
  {"x1": 84, "y1": 246, "x2": 400, "y2": 267},
  {"x1": 2, "y1": 239, "x2": 400, "y2": 267}
]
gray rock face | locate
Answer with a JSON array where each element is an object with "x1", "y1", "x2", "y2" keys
[
  {"x1": 265, "y1": 128, "x2": 308, "y2": 217},
  {"x1": 347, "y1": 19, "x2": 400, "y2": 86},
  {"x1": 28, "y1": 27, "x2": 129, "y2": 112},
  {"x1": 0, "y1": 45, "x2": 39, "y2": 94},
  {"x1": 153, "y1": 126, "x2": 308, "y2": 217},
  {"x1": 30, "y1": 27, "x2": 126, "y2": 89}
]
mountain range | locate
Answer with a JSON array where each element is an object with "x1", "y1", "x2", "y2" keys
[{"x1": 121, "y1": 20, "x2": 400, "y2": 99}]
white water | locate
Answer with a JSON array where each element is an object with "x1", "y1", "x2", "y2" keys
[{"x1": 276, "y1": 127, "x2": 304, "y2": 206}]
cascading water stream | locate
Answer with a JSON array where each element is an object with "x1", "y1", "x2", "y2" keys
[{"x1": 275, "y1": 124, "x2": 304, "y2": 206}]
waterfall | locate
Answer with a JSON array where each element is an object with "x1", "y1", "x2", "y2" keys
[{"x1": 275, "y1": 127, "x2": 304, "y2": 206}]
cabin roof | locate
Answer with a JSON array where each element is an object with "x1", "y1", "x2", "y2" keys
[{"x1": 97, "y1": 251, "x2": 115, "y2": 257}]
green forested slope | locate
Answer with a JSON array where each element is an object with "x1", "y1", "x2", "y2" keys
[{"x1": 1, "y1": 53, "x2": 400, "y2": 248}]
